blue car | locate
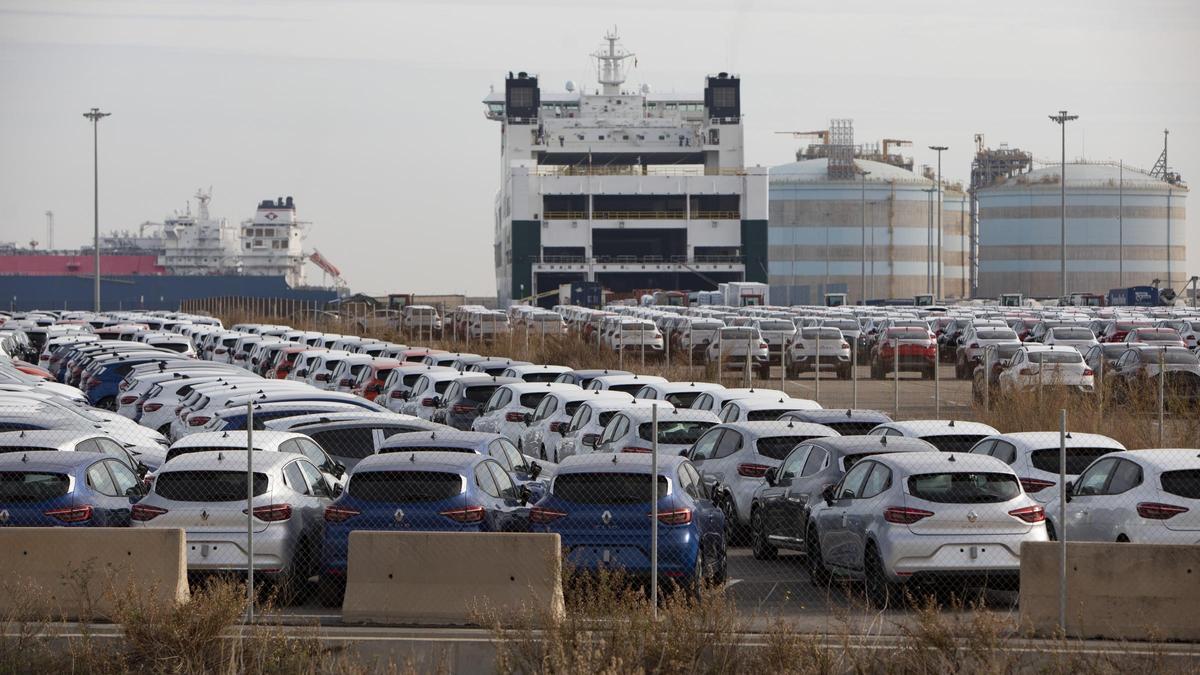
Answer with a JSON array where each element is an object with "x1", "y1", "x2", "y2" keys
[
  {"x1": 529, "y1": 454, "x2": 726, "y2": 589},
  {"x1": 84, "y1": 354, "x2": 185, "y2": 409},
  {"x1": 319, "y1": 450, "x2": 533, "y2": 603},
  {"x1": 0, "y1": 451, "x2": 145, "y2": 527}
]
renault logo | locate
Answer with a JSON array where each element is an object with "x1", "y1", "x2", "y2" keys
[
  {"x1": 0, "y1": 510, "x2": 8, "y2": 524},
  {"x1": 601, "y1": 510, "x2": 612, "y2": 526},
  {"x1": 967, "y1": 510, "x2": 979, "y2": 523},
  {"x1": 200, "y1": 510, "x2": 209, "y2": 521},
  {"x1": 394, "y1": 509, "x2": 405, "y2": 523}
]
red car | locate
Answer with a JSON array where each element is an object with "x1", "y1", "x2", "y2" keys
[
  {"x1": 870, "y1": 327, "x2": 937, "y2": 380},
  {"x1": 1100, "y1": 320, "x2": 1152, "y2": 343}
]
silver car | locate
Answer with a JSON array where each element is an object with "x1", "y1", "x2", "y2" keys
[
  {"x1": 132, "y1": 450, "x2": 334, "y2": 599},
  {"x1": 808, "y1": 452, "x2": 1047, "y2": 606},
  {"x1": 968, "y1": 432, "x2": 1126, "y2": 506}
]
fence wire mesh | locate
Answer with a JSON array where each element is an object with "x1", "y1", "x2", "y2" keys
[{"x1": 1, "y1": 304, "x2": 1198, "y2": 621}]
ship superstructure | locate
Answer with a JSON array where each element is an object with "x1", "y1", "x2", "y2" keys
[{"x1": 483, "y1": 29, "x2": 768, "y2": 306}]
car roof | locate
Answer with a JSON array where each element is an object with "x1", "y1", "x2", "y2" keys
[
  {"x1": 0, "y1": 430, "x2": 106, "y2": 448},
  {"x1": 155, "y1": 450, "x2": 300, "y2": 473},
  {"x1": 261, "y1": 411, "x2": 431, "y2": 430},
  {"x1": 452, "y1": 376, "x2": 522, "y2": 388},
  {"x1": 505, "y1": 364, "x2": 571, "y2": 373},
  {"x1": 353, "y1": 450, "x2": 484, "y2": 473},
  {"x1": 780, "y1": 409, "x2": 892, "y2": 424},
  {"x1": 882, "y1": 420, "x2": 999, "y2": 437},
  {"x1": 620, "y1": 407, "x2": 719, "y2": 423},
  {"x1": 0, "y1": 450, "x2": 99, "y2": 469},
  {"x1": 379, "y1": 430, "x2": 497, "y2": 450},
  {"x1": 986, "y1": 432, "x2": 1125, "y2": 451},
  {"x1": 556, "y1": 452, "x2": 686, "y2": 474},
  {"x1": 876, "y1": 451, "x2": 1012, "y2": 474},
  {"x1": 809, "y1": 434, "x2": 937, "y2": 454},
  {"x1": 563, "y1": 369, "x2": 630, "y2": 378},
  {"x1": 720, "y1": 421, "x2": 840, "y2": 437},
  {"x1": 1109, "y1": 449, "x2": 1200, "y2": 472},
  {"x1": 591, "y1": 374, "x2": 668, "y2": 386},
  {"x1": 734, "y1": 397, "x2": 819, "y2": 411},
  {"x1": 499, "y1": 382, "x2": 581, "y2": 394},
  {"x1": 642, "y1": 381, "x2": 725, "y2": 393},
  {"x1": 170, "y1": 430, "x2": 306, "y2": 449}
]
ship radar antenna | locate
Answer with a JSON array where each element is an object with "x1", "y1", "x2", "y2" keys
[
  {"x1": 592, "y1": 27, "x2": 635, "y2": 95},
  {"x1": 194, "y1": 187, "x2": 212, "y2": 221}
]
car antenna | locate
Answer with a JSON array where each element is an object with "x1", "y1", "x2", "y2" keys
[
  {"x1": 948, "y1": 419, "x2": 955, "y2": 427},
  {"x1": 20, "y1": 453, "x2": 27, "y2": 463},
  {"x1": 222, "y1": 431, "x2": 228, "y2": 438},
  {"x1": 410, "y1": 453, "x2": 416, "y2": 462},
  {"x1": 880, "y1": 435, "x2": 887, "y2": 445},
  {"x1": 786, "y1": 420, "x2": 794, "y2": 428},
  {"x1": 611, "y1": 455, "x2": 618, "y2": 463},
  {"x1": 1065, "y1": 432, "x2": 1072, "y2": 439},
  {"x1": 217, "y1": 452, "x2": 224, "y2": 461},
  {"x1": 846, "y1": 409, "x2": 852, "y2": 417},
  {"x1": 948, "y1": 454, "x2": 956, "y2": 462}
]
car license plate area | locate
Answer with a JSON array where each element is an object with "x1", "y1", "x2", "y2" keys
[
  {"x1": 906, "y1": 543, "x2": 1019, "y2": 571},
  {"x1": 565, "y1": 545, "x2": 647, "y2": 569}
]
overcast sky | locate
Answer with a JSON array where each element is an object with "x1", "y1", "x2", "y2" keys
[{"x1": 0, "y1": 0, "x2": 1196, "y2": 296}]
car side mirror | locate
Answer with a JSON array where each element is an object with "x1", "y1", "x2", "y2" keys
[
  {"x1": 331, "y1": 483, "x2": 344, "y2": 497},
  {"x1": 821, "y1": 484, "x2": 836, "y2": 507},
  {"x1": 331, "y1": 463, "x2": 346, "y2": 479},
  {"x1": 528, "y1": 462, "x2": 542, "y2": 480},
  {"x1": 518, "y1": 485, "x2": 532, "y2": 506},
  {"x1": 764, "y1": 467, "x2": 778, "y2": 487},
  {"x1": 678, "y1": 449, "x2": 690, "y2": 457},
  {"x1": 1064, "y1": 480, "x2": 1074, "y2": 503},
  {"x1": 136, "y1": 462, "x2": 148, "y2": 479}
]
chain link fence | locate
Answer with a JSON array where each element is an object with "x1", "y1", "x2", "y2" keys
[{"x1": 1, "y1": 307, "x2": 1198, "y2": 627}]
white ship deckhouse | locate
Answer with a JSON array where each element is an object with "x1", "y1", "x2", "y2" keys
[{"x1": 483, "y1": 29, "x2": 768, "y2": 307}]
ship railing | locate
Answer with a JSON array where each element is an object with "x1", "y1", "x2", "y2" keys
[
  {"x1": 541, "y1": 210, "x2": 740, "y2": 221},
  {"x1": 530, "y1": 254, "x2": 744, "y2": 265},
  {"x1": 530, "y1": 166, "x2": 748, "y2": 177}
]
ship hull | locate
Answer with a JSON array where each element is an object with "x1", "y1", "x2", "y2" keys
[{"x1": 0, "y1": 274, "x2": 336, "y2": 311}]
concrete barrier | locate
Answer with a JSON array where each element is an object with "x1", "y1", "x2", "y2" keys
[
  {"x1": 0, "y1": 528, "x2": 189, "y2": 620},
  {"x1": 1020, "y1": 541, "x2": 1200, "y2": 641},
  {"x1": 341, "y1": 531, "x2": 564, "y2": 626}
]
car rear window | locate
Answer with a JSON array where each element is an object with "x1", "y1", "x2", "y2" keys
[
  {"x1": 887, "y1": 328, "x2": 928, "y2": 339},
  {"x1": 976, "y1": 330, "x2": 1018, "y2": 340},
  {"x1": 523, "y1": 373, "x2": 560, "y2": 383},
  {"x1": 519, "y1": 393, "x2": 549, "y2": 408},
  {"x1": 563, "y1": 401, "x2": 584, "y2": 416},
  {"x1": 1051, "y1": 328, "x2": 1093, "y2": 340},
  {"x1": 0, "y1": 471, "x2": 70, "y2": 502},
  {"x1": 597, "y1": 411, "x2": 620, "y2": 427},
  {"x1": 1160, "y1": 470, "x2": 1200, "y2": 499},
  {"x1": 348, "y1": 471, "x2": 463, "y2": 502},
  {"x1": 155, "y1": 342, "x2": 190, "y2": 353},
  {"x1": 747, "y1": 409, "x2": 792, "y2": 422},
  {"x1": 608, "y1": 384, "x2": 644, "y2": 395},
  {"x1": 379, "y1": 446, "x2": 475, "y2": 455},
  {"x1": 907, "y1": 472, "x2": 1020, "y2": 503},
  {"x1": 825, "y1": 421, "x2": 881, "y2": 435},
  {"x1": 552, "y1": 472, "x2": 668, "y2": 504},
  {"x1": 756, "y1": 436, "x2": 817, "y2": 460},
  {"x1": 920, "y1": 435, "x2": 988, "y2": 452},
  {"x1": 664, "y1": 391, "x2": 701, "y2": 408},
  {"x1": 464, "y1": 385, "x2": 499, "y2": 403},
  {"x1": 1030, "y1": 447, "x2": 1119, "y2": 475},
  {"x1": 155, "y1": 471, "x2": 268, "y2": 502},
  {"x1": 638, "y1": 421, "x2": 715, "y2": 445},
  {"x1": 800, "y1": 328, "x2": 841, "y2": 340}
]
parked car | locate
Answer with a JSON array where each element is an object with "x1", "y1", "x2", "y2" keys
[
  {"x1": 586, "y1": 374, "x2": 668, "y2": 395},
  {"x1": 164, "y1": 430, "x2": 347, "y2": 490},
  {"x1": 688, "y1": 387, "x2": 787, "y2": 416},
  {"x1": 1108, "y1": 346, "x2": 1200, "y2": 406},
  {"x1": 1040, "y1": 326, "x2": 1098, "y2": 354},
  {"x1": 632, "y1": 381, "x2": 725, "y2": 409},
  {"x1": 521, "y1": 389, "x2": 634, "y2": 461},
  {"x1": 378, "y1": 430, "x2": 550, "y2": 488},
  {"x1": 749, "y1": 435, "x2": 935, "y2": 559},
  {"x1": 554, "y1": 399, "x2": 674, "y2": 462},
  {"x1": 786, "y1": 327, "x2": 852, "y2": 379},
  {"x1": 777, "y1": 408, "x2": 893, "y2": 436},
  {"x1": 433, "y1": 376, "x2": 522, "y2": 430},
  {"x1": 868, "y1": 420, "x2": 999, "y2": 453},
  {"x1": 552, "y1": 368, "x2": 630, "y2": 389},
  {"x1": 705, "y1": 327, "x2": 770, "y2": 378},
  {"x1": 471, "y1": 382, "x2": 582, "y2": 446},
  {"x1": 806, "y1": 451, "x2": 1047, "y2": 605},
  {"x1": 716, "y1": 396, "x2": 822, "y2": 423},
  {"x1": 529, "y1": 453, "x2": 727, "y2": 590},
  {"x1": 1124, "y1": 327, "x2": 1185, "y2": 348},
  {"x1": 997, "y1": 345, "x2": 1095, "y2": 395},
  {"x1": 0, "y1": 450, "x2": 144, "y2": 527},
  {"x1": 262, "y1": 411, "x2": 446, "y2": 470},
  {"x1": 594, "y1": 407, "x2": 719, "y2": 455},
  {"x1": 870, "y1": 327, "x2": 937, "y2": 380},
  {"x1": 954, "y1": 327, "x2": 1021, "y2": 379},
  {"x1": 1046, "y1": 449, "x2": 1200, "y2": 544}
]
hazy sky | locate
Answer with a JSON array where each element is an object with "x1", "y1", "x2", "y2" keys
[{"x1": 1, "y1": 0, "x2": 1196, "y2": 296}]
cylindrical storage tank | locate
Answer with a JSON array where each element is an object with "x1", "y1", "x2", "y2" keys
[
  {"x1": 976, "y1": 162, "x2": 1188, "y2": 299},
  {"x1": 768, "y1": 158, "x2": 968, "y2": 305}
]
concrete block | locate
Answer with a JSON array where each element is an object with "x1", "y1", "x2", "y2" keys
[
  {"x1": 0, "y1": 528, "x2": 189, "y2": 620},
  {"x1": 342, "y1": 531, "x2": 564, "y2": 626},
  {"x1": 1019, "y1": 541, "x2": 1200, "y2": 641}
]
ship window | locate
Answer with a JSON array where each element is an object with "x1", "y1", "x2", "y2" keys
[
  {"x1": 263, "y1": 228, "x2": 274, "y2": 237},
  {"x1": 253, "y1": 239, "x2": 263, "y2": 247},
  {"x1": 245, "y1": 242, "x2": 251, "y2": 250}
]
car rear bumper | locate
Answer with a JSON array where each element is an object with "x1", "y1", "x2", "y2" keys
[{"x1": 878, "y1": 532, "x2": 1044, "y2": 582}]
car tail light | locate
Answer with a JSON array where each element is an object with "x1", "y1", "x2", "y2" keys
[
  {"x1": 141, "y1": 402, "x2": 162, "y2": 412},
  {"x1": 530, "y1": 506, "x2": 567, "y2": 524},
  {"x1": 340, "y1": 378, "x2": 354, "y2": 387},
  {"x1": 440, "y1": 505, "x2": 486, "y2": 523},
  {"x1": 969, "y1": 342, "x2": 980, "y2": 349},
  {"x1": 759, "y1": 342, "x2": 768, "y2": 349},
  {"x1": 1136, "y1": 502, "x2": 1189, "y2": 520},
  {"x1": 120, "y1": 395, "x2": 138, "y2": 405},
  {"x1": 390, "y1": 390, "x2": 404, "y2": 399},
  {"x1": 737, "y1": 463, "x2": 770, "y2": 478},
  {"x1": 1019, "y1": 477, "x2": 1056, "y2": 493},
  {"x1": 884, "y1": 506, "x2": 934, "y2": 524},
  {"x1": 622, "y1": 446, "x2": 652, "y2": 454},
  {"x1": 1082, "y1": 368, "x2": 1094, "y2": 376},
  {"x1": 452, "y1": 403, "x2": 476, "y2": 414},
  {"x1": 315, "y1": 373, "x2": 329, "y2": 382},
  {"x1": 505, "y1": 412, "x2": 525, "y2": 422},
  {"x1": 1020, "y1": 368, "x2": 1036, "y2": 376},
  {"x1": 131, "y1": 504, "x2": 168, "y2": 521},
  {"x1": 324, "y1": 505, "x2": 360, "y2": 523},
  {"x1": 548, "y1": 421, "x2": 564, "y2": 434},
  {"x1": 189, "y1": 415, "x2": 212, "y2": 427},
  {"x1": 653, "y1": 508, "x2": 693, "y2": 526},
  {"x1": 1008, "y1": 504, "x2": 1046, "y2": 523},
  {"x1": 44, "y1": 505, "x2": 93, "y2": 523},
  {"x1": 234, "y1": 353, "x2": 246, "y2": 360},
  {"x1": 39, "y1": 354, "x2": 49, "y2": 361},
  {"x1": 422, "y1": 398, "x2": 437, "y2": 407},
  {"x1": 244, "y1": 504, "x2": 293, "y2": 522},
  {"x1": 215, "y1": 348, "x2": 227, "y2": 354}
]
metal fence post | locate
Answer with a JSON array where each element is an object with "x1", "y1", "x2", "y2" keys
[
  {"x1": 893, "y1": 337, "x2": 900, "y2": 417},
  {"x1": 619, "y1": 326, "x2": 625, "y2": 371},
  {"x1": 983, "y1": 346, "x2": 992, "y2": 413},
  {"x1": 640, "y1": 322, "x2": 645, "y2": 369},
  {"x1": 852, "y1": 340, "x2": 858, "y2": 409},
  {"x1": 1159, "y1": 347, "x2": 1166, "y2": 446},
  {"x1": 814, "y1": 332, "x2": 821, "y2": 405},
  {"x1": 246, "y1": 400, "x2": 255, "y2": 623},
  {"x1": 1096, "y1": 353, "x2": 1103, "y2": 416},
  {"x1": 650, "y1": 403, "x2": 659, "y2": 617},
  {"x1": 934, "y1": 343, "x2": 941, "y2": 420},
  {"x1": 1058, "y1": 408, "x2": 1067, "y2": 635},
  {"x1": 664, "y1": 324, "x2": 671, "y2": 369},
  {"x1": 744, "y1": 333, "x2": 752, "y2": 388},
  {"x1": 780, "y1": 340, "x2": 787, "y2": 393}
]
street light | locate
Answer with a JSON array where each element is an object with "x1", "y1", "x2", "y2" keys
[
  {"x1": 922, "y1": 187, "x2": 937, "y2": 294},
  {"x1": 860, "y1": 170, "x2": 871, "y2": 304},
  {"x1": 1190, "y1": 276, "x2": 1199, "y2": 310},
  {"x1": 1049, "y1": 111, "x2": 1078, "y2": 301},
  {"x1": 83, "y1": 107, "x2": 111, "y2": 312},
  {"x1": 929, "y1": 145, "x2": 948, "y2": 299}
]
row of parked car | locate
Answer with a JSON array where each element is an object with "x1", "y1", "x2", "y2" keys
[{"x1": 0, "y1": 306, "x2": 1196, "y2": 608}]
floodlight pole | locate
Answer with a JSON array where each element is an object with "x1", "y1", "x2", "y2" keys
[
  {"x1": 83, "y1": 107, "x2": 111, "y2": 312},
  {"x1": 1049, "y1": 111, "x2": 1078, "y2": 300}
]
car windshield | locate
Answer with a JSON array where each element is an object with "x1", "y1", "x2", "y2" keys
[
  {"x1": 720, "y1": 329, "x2": 757, "y2": 340},
  {"x1": 552, "y1": 472, "x2": 668, "y2": 504},
  {"x1": 887, "y1": 328, "x2": 927, "y2": 339},
  {"x1": 976, "y1": 330, "x2": 1017, "y2": 340},
  {"x1": 637, "y1": 421, "x2": 715, "y2": 445},
  {"x1": 347, "y1": 471, "x2": 463, "y2": 502},
  {"x1": 0, "y1": 471, "x2": 70, "y2": 502},
  {"x1": 758, "y1": 321, "x2": 794, "y2": 331},
  {"x1": 1160, "y1": 470, "x2": 1200, "y2": 499},
  {"x1": 920, "y1": 434, "x2": 988, "y2": 452},
  {"x1": 800, "y1": 328, "x2": 841, "y2": 340},
  {"x1": 1051, "y1": 328, "x2": 1094, "y2": 340},
  {"x1": 756, "y1": 436, "x2": 821, "y2": 460},
  {"x1": 907, "y1": 472, "x2": 1021, "y2": 503},
  {"x1": 1030, "y1": 447, "x2": 1120, "y2": 475},
  {"x1": 155, "y1": 471, "x2": 268, "y2": 502},
  {"x1": 1028, "y1": 351, "x2": 1082, "y2": 364}
]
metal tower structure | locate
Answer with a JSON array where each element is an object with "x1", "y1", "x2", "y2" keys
[
  {"x1": 44, "y1": 211, "x2": 53, "y2": 250},
  {"x1": 968, "y1": 134, "x2": 1032, "y2": 294},
  {"x1": 592, "y1": 27, "x2": 635, "y2": 95},
  {"x1": 828, "y1": 118, "x2": 855, "y2": 179}
]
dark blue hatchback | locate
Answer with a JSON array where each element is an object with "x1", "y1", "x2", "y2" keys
[
  {"x1": 0, "y1": 451, "x2": 145, "y2": 527},
  {"x1": 529, "y1": 454, "x2": 726, "y2": 589}
]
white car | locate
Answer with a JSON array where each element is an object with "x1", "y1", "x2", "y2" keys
[
  {"x1": 1040, "y1": 326, "x2": 1099, "y2": 354},
  {"x1": 632, "y1": 380, "x2": 725, "y2": 409},
  {"x1": 705, "y1": 326, "x2": 769, "y2": 377},
  {"x1": 594, "y1": 406, "x2": 719, "y2": 455},
  {"x1": 1046, "y1": 448, "x2": 1200, "y2": 544},
  {"x1": 136, "y1": 374, "x2": 260, "y2": 434},
  {"x1": 303, "y1": 350, "x2": 355, "y2": 389},
  {"x1": 716, "y1": 395, "x2": 822, "y2": 423},
  {"x1": 555, "y1": 399, "x2": 676, "y2": 461},
  {"x1": 326, "y1": 354, "x2": 380, "y2": 393},
  {"x1": 786, "y1": 327, "x2": 852, "y2": 379},
  {"x1": 998, "y1": 345, "x2": 1094, "y2": 394},
  {"x1": 969, "y1": 432, "x2": 1126, "y2": 505},
  {"x1": 397, "y1": 369, "x2": 468, "y2": 420},
  {"x1": 500, "y1": 364, "x2": 572, "y2": 383},
  {"x1": 471, "y1": 382, "x2": 582, "y2": 445},
  {"x1": 164, "y1": 430, "x2": 347, "y2": 489},
  {"x1": 608, "y1": 319, "x2": 664, "y2": 355},
  {"x1": 261, "y1": 411, "x2": 445, "y2": 470},
  {"x1": 688, "y1": 387, "x2": 788, "y2": 416},
  {"x1": 585, "y1": 373, "x2": 668, "y2": 395},
  {"x1": 378, "y1": 364, "x2": 459, "y2": 413},
  {"x1": 520, "y1": 389, "x2": 634, "y2": 461},
  {"x1": 868, "y1": 420, "x2": 1000, "y2": 453}
]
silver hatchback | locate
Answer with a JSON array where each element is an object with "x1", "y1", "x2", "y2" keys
[{"x1": 807, "y1": 452, "x2": 1047, "y2": 606}]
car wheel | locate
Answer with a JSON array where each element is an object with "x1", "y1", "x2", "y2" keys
[
  {"x1": 1116, "y1": 534, "x2": 1130, "y2": 543},
  {"x1": 712, "y1": 542, "x2": 728, "y2": 585},
  {"x1": 1045, "y1": 519, "x2": 1057, "y2": 541},
  {"x1": 750, "y1": 509, "x2": 778, "y2": 560},
  {"x1": 719, "y1": 494, "x2": 745, "y2": 546},
  {"x1": 806, "y1": 525, "x2": 830, "y2": 586},
  {"x1": 864, "y1": 545, "x2": 900, "y2": 609}
]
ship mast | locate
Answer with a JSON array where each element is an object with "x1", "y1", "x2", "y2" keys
[{"x1": 592, "y1": 27, "x2": 634, "y2": 95}]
